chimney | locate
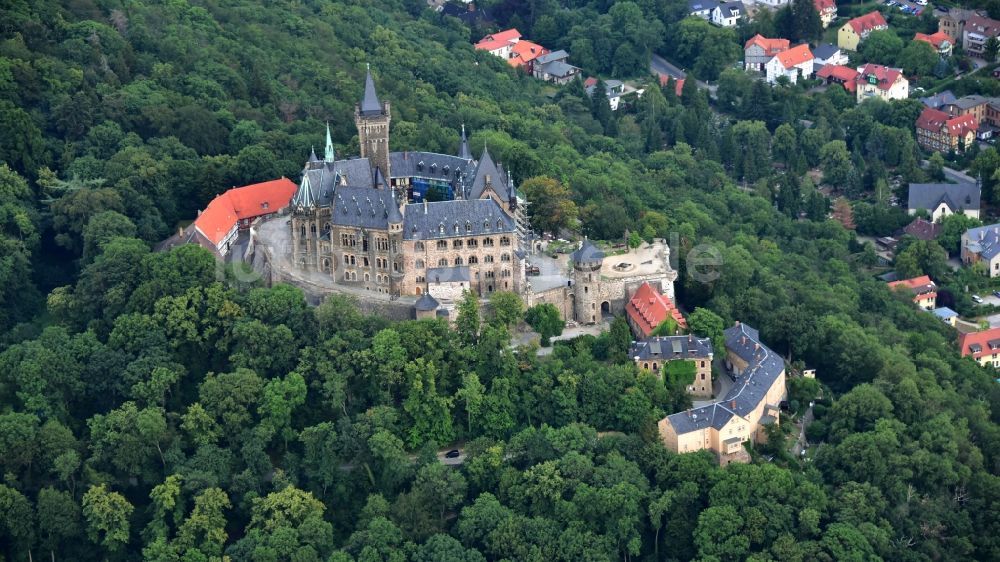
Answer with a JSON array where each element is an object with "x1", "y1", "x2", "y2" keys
[
  {"x1": 734, "y1": 320, "x2": 740, "y2": 327},
  {"x1": 754, "y1": 343, "x2": 760, "y2": 351},
  {"x1": 730, "y1": 400, "x2": 736, "y2": 409},
  {"x1": 424, "y1": 200, "x2": 428, "y2": 214}
]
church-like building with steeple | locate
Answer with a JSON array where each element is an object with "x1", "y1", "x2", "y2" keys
[{"x1": 289, "y1": 68, "x2": 530, "y2": 299}]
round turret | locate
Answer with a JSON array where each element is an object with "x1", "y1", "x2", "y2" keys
[{"x1": 572, "y1": 239, "x2": 604, "y2": 324}]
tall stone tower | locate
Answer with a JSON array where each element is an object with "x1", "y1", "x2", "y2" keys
[
  {"x1": 571, "y1": 239, "x2": 604, "y2": 324},
  {"x1": 355, "y1": 66, "x2": 391, "y2": 181}
]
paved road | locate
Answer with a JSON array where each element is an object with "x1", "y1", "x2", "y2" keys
[
  {"x1": 922, "y1": 160, "x2": 976, "y2": 184},
  {"x1": 791, "y1": 404, "x2": 814, "y2": 458},
  {"x1": 650, "y1": 54, "x2": 718, "y2": 98}
]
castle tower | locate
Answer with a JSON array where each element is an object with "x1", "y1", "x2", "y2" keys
[
  {"x1": 571, "y1": 239, "x2": 604, "y2": 324},
  {"x1": 355, "y1": 65, "x2": 391, "y2": 181}
]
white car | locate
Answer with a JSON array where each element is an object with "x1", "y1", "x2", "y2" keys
[{"x1": 972, "y1": 294, "x2": 984, "y2": 303}]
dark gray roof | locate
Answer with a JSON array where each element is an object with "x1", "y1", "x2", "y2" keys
[
  {"x1": 665, "y1": 322, "x2": 785, "y2": 435},
  {"x1": 630, "y1": 335, "x2": 713, "y2": 361},
  {"x1": 304, "y1": 159, "x2": 375, "y2": 206},
  {"x1": 689, "y1": 0, "x2": 719, "y2": 11},
  {"x1": 468, "y1": 147, "x2": 510, "y2": 201},
  {"x1": 571, "y1": 239, "x2": 605, "y2": 264},
  {"x1": 292, "y1": 173, "x2": 317, "y2": 209},
  {"x1": 459, "y1": 126, "x2": 472, "y2": 160},
  {"x1": 428, "y1": 265, "x2": 471, "y2": 283},
  {"x1": 389, "y1": 151, "x2": 472, "y2": 182},
  {"x1": 812, "y1": 43, "x2": 840, "y2": 60},
  {"x1": 535, "y1": 50, "x2": 569, "y2": 65},
  {"x1": 907, "y1": 182, "x2": 981, "y2": 213},
  {"x1": 329, "y1": 185, "x2": 397, "y2": 229},
  {"x1": 537, "y1": 60, "x2": 579, "y2": 78},
  {"x1": 921, "y1": 90, "x2": 957, "y2": 109},
  {"x1": 403, "y1": 198, "x2": 515, "y2": 240},
  {"x1": 360, "y1": 68, "x2": 382, "y2": 116},
  {"x1": 414, "y1": 293, "x2": 440, "y2": 311}
]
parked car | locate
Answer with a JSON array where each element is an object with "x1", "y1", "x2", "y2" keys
[
  {"x1": 445, "y1": 449, "x2": 461, "y2": 459},
  {"x1": 992, "y1": 290, "x2": 1000, "y2": 298},
  {"x1": 973, "y1": 294, "x2": 984, "y2": 303}
]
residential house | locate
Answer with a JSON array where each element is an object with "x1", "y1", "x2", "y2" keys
[
  {"x1": 507, "y1": 40, "x2": 548, "y2": 73},
  {"x1": 586, "y1": 78, "x2": 644, "y2": 111},
  {"x1": 814, "y1": 0, "x2": 838, "y2": 27},
  {"x1": 765, "y1": 44, "x2": 814, "y2": 84},
  {"x1": 657, "y1": 322, "x2": 786, "y2": 466},
  {"x1": 816, "y1": 64, "x2": 858, "y2": 93},
  {"x1": 532, "y1": 50, "x2": 580, "y2": 84},
  {"x1": 855, "y1": 64, "x2": 908, "y2": 102},
  {"x1": 630, "y1": 335, "x2": 714, "y2": 397},
  {"x1": 473, "y1": 28, "x2": 521, "y2": 58},
  {"x1": 958, "y1": 327, "x2": 1000, "y2": 367},
  {"x1": 962, "y1": 15, "x2": 1000, "y2": 56},
  {"x1": 811, "y1": 43, "x2": 847, "y2": 73},
  {"x1": 902, "y1": 217, "x2": 941, "y2": 240},
  {"x1": 942, "y1": 95, "x2": 990, "y2": 123},
  {"x1": 887, "y1": 275, "x2": 938, "y2": 309},
  {"x1": 166, "y1": 177, "x2": 298, "y2": 258},
  {"x1": 915, "y1": 107, "x2": 978, "y2": 153},
  {"x1": 744, "y1": 34, "x2": 790, "y2": 72},
  {"x1": 938, "y1": 8, "x2": 980, "y2": 44},
  {"x1": 908, "y1": 181, "x2": 981, "y2": 220},
  {"x1": 961, "y1": 222, "x2": 1000, "y2": 276},
  {"x1": 625, "y1": 281, "x2": 687, "y2": 338},
  {"x1": 838, "y1": 11, "x2": 888, "y2": 51},
  {"x1": 932, "y1": 307, "x2": 958, "y2": 326},
  {"x1": 920, "y1": 90, "x2": 958, "y2": 109},
  {"x1": 689, "y1": 0, "x2": 718, "y2": 19},
  {"x1": 712, "y1": 2, "x2": 743, "y2": 27},
  {"x1": 914, "y1": 31, "x2": 955, "y2": 57}
]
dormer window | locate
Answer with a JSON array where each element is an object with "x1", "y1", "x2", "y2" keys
[
  {"x1": 497, "y1": 219, "x2": 503, "y2": 230},
  {"x1": 439, "y1": 223, "x2": 445, "y2": 234},
  {"x1": 483, "y1": 219, "x2": 490, "y2": 230},
  {"x1": 261, "y1": 202, "x2": 269, "y2": 209},
  {"x1": 466, "y1": 221, "x2": 472, "y2": 233},
  {"x1": 454, "y1": 223, "x2": 460, "y2": 234}
]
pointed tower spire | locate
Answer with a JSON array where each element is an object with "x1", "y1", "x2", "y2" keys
[
  {"x1": 360, "y1": 65, "x2": 382, "y2": 116},
  {"x1": 292, "y1": 173, "x2": 316, "y2": 210},
  {"x1": 459, "y1": 124, "x2": 471, "y2": 160},
  {"x1": 309, "y1": 145, "x2": 319, "y2": 163},
  {"x1": 324, "y1": 123, "x2": 335, "y2": 163}
]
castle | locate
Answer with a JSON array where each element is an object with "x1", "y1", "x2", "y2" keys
[{"x1": 288, "y1": 68, "x2": 530, "y2": 299}]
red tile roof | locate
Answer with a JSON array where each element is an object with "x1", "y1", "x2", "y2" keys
[
  {"x1": 773, "y1": 44, "x2": 814, "y2": 69},
  {"x1": 584, "y1": 76, "x2": 598, "y2": 88},
  {"x1": 193, "y1": 178, "x2": 297, "y2": 245},
  {"x1": 916, "y1": 107, "x2": 978, "y2": 137},
  {"x1": 814, "y1": 0, "x2": 836, "y2": 14},
  {"x1": 744, "y1": 34, "x2": 790, "y2": 56},
  {"x1": 626, "y1": 282, "x2": 687, "y2": 338},
  {"x1": 846, "y1": 11, "x2": 887, "y2": 35},
  {"x1": 887, "y1": 275, "x2": 937, "y2": 304},
  {"x1": 856, "y1": 63, "x2": 903, "y2": 91},
  {"x1": 958, "y1": 327, "x2": 1000, "y2": 359},
  {"x1": 914, "y1": 31, "x2": 953, "y2": 49},
  {"x1": 508, "y1": 40, "x2": 548, "y2": 67}
]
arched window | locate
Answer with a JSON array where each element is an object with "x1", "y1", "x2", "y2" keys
[
  {"x1": 485, "y1": 255, "x2": 494, "y2": 263},
  {"x1": 438, "y1": 258, "x2": 448, "y2": 266},
  {"x1": 468, "y1": 256, "x2": 478, "y2": 264},
  {"x1": 416, "y1": 259, "x2": 424, "y2": 269},
  {"x1": 415, "y1": 242, "x2": 425, "y2": 251},
  {"x1": 455, "y1": 256, "x2": 463, "y2": 265},
  {"x1": 501, "y1": 253, "x2": 510, "y2": 262},
  {"x1": 453, "y1": 239, "x2": 463, "y2": 249},
  {"x1": 500, "y1": 236, "x2": 511, "y2": 246},
  {"x1": 497, "y1": 219, "x2": 503, "y2": 230},
  {"x1": 437, "y1": 240, "x2": 448, "y2": 250},
  {"x1": 466, "y1": 221, "x2": 472, "y2": 233}
]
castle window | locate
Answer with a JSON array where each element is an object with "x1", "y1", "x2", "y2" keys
[
  {"x1": 437, "y1": 240, "x2": 447, "y2": 250},
  {"x1": 455, "y1": 257, "x2": 463, "y2": 265},
  {"x1": 453, "y1": 239, "x2": 463, "y2": 249},
  {"x1": 454, "y1": 223, "x2": 460, "y2": 234},
  {"x1": 585, "y1": 286, "x2": 588, "y2": 294},
  {"x1": 343, "y1": 255, "x2": 350, "y2": 265},
  {"x1": 501, "y1": 269, "x2": 510, "y2": 278},
  {"x1": 497, "y1": 219, "x2": 503, "y2": 230},
  {"x1": 467, "y1": 239, "x2": 478, "y2": 248},
  {"x1": 483, "y1": 219, "x2": 490, "y2": 231},
  {"x1": 417, "y1": 275, "x2": 425, "y2": 283},
  {"x1": 393, "y1": 261, "x2": 400, "y2": 272},
  {"x1": 415, "y1": 242, "x2": 425, "y2": 251},
  {"x1": 439, "y1": 224, "x2": 445, "y2": 234},
  {"x1": 486, "y1": 271, "x2": 495, "y2": 278},
  {"x1": 501, "y1": 253, "x2": 510, "y2": 262},
  {"x1": 485, "y1": 255, "x2": 494, "y2": 263},
  {"x1": 438, "y1": 258, "x2": 448, "y2": 266},
  {"x1": 484, "y1": 238, "x2": 494, "y2": 247},
  {"x1": 363, "y1": 257, "x2": 369, "y2": 267},
  {"x1": 468, "y1": 256, "x2": 478, "y2": 264},
  {"x1": 416, "y1": 259, "x2": 424, "y2": 269},
  {"x1": 500, "y1": 236, "x2": 511, "y2": 246}
]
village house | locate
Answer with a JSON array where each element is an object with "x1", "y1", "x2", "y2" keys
[
  {"x1": 624, "y1": 281, "x2": 687, "y2": 338},
  {"x1": 532, "y1": 50, "x2": 580, "y2": 84},
  {"x1": 744, "y1": 34, "x2": 789, "y2": 72},
  {"x1": 764, "y1": 44, "x2": 814, "y2": 84},
  {"x1": 961, "y1": 223, "x2": 1000, "y2": 276},
  {"x1": 908, "y1": 181, "x2": 981, "y2": 221},
  {"x1": 814, "y1": 0, "x2": 838, "y2": 27},
  {"x1": 838, "y1": 11, "x2": 888, "y2": 51},
  {"x1": 933, "y1": 307, "x2": 958, "y2": 326},
  {"x1": 688, "y1": 0, "x2": 718, "y2": 20},
  {"x1": 915, "y1": 107, "x2": 978, "y2": 153},
  {"x1": 657, "y1": 322, "x2": 786, "y2": 466},
  {"x1": 938, "y1": 8, "x2": 981, "y2": 43},
  {"x1": 958, "y1": 327, "x2": 1000, "y2": 367},
  {"x1": 902, "y1": 217, "x2": 941, "y2": 241},
  {"x1": 921, "y1": 90, "x2": 958, "y2": 110},
  {"x1": 473, "y1": 28, "x2": 521, "y2": 58},
  {"x1": 887, "y1": 275, "x2": 938, "y2": 310},
  {"x1": 164, "y1": 178, "x2": 297, "y2": 258},
  {"x1": 855, "y1": 64, "x2": 908, "y2": 102},
  {"x1": 507, "y1": 40, "x2": 548, "y2": 73},
  {"x1": 711, "y1": 2, "x2": 743, "y2": 27},
  {"x1": 914, "y1": 31, "x2": 955, "y2": 57},
  {"x1": 811, "y1": 43, "x2": 847, "y2": 72},
  {"x1": 816, "y1": 64, "x2": 858, "y2": 94},
  {"x1": 585, "y1": 78, "x2": 644, "y2": 111},
  {"x1": 630, "y1": 335, "x2": 714, "y2": 397},
  {"x1": 962, "y1": 14, "x2": 1000, "y2": 57}
]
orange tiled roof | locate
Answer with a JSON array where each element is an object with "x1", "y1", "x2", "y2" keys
[
  {"x1": 958, "y1": 327, "x2": 1000, "y2": 359},
  {"x1": 887, "y1": 275, "x2": 937, "y2": 304},
  {"x1": 817, "y1": 64, "x2": 858, "y2": 92},
  {"x1": 914, "y1": 31, "x2": 953, "y2": 49},
  {"x1": 774, "y1": 44, "x2": 814, "y2": 69},
  {"x1": 745, "y1": 34, "x2": 790, "y2": 56},
  {"x1": 193, "y1": 178, "x2": 297, "y2": 245},
  {"x1": 474, "y1": 28, "x2": 522, "y2": 51},
  {"x1": 508, "y1": 40, "x2": 548, "y2": 67},
  {"x1": 814, "y1": 0, "x2": 836, "y2": 14},
  {"x1": 658, "y1": 75, "x2": 685, "y2": 96},
  {"x1": 847, "y1": 11, "x2": 887, "y2": 35},
  {"x1": 626, "y1": 282, "x2": 687, "y2": 338}
]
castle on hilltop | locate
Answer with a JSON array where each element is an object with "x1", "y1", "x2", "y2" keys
[{"x1": 289, "y1": 68, "x2": 530, "y2": 299}]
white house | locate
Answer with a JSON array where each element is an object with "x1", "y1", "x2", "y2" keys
[
  {"x1": 764, "y1": 44, "x2": 814, "y2": 84},
  {"x1": 688, "y1": 0, "x2": 719, "y2": 19},
  {"x1": 712, "y1": 2, "x2": 743, "y2": 26},
  {"x1": 811, "y1": 43, "x2": 847, "y2": 73},
  {"x1": 908, "y1": 182, "x2": 981, "y2": 221}
]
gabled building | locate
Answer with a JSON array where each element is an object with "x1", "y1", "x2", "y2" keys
[
  {"x1": 902, "y1": 217, "x2": 941, "y2": 241},
  {"x1": 764, "y1": 44, "x2": 814, "y2": 84},
  {"x1": 961, "y1": 223, "x2": 1000, "y2": 276},
  {"x1": 916, "y1": 107, "x2": 978, "y2": 153},
  {"x1": 921, "y1": 90, "x2": 958, "y2": 110},
  {"x1": 962, "y1": 15, "x2": 1000, "y2": 57},
  {"x1": 507, "y1": 40, "x2": 548, "y2": 72},
  {"x1": 855, "y1": 64, "x2": 908, "y2": 102},
  {"x1": 657, "y1": 322, "x2": 786, "y2": 466},
  {"x1": 712, "y1": 2, "x2": 743, "y2": 27},
  {"x1": 744, "y1": 34, "x2": 790, "y2": 72},
  {"x1": 908, "y1": 181, "x2": 981, "y2": 221},
  {"x1": 816, "y1": 64, "x2": 858, "y2": 93},
  {"x1": 932, "y1": 307, "x2": 958, "y2": 326},
  {"x1": 532, "y1": 50, "x2": 581, "y2": 84},
  {"x1": 938, "y1": 8, "x2": 980, "y2": 43},
  {"x1": 959, "y1": 327, "x2": 1000, "y2": 367},
  {"x1": 914, "y1": 31, "x2": 955, "y2": 57},
  {"x1": 814, "y1": 0, "x2": 838, "y2": 27},
  {"x1": 887, "y1": 275, "x2": 938, "y2": 310},
  {"x1": 941, "y1": 95, "x2": 990, "y2": 124},
  {"x1": 838, "y1": 11, "x2": 888, "y2": 51},
  {"x1": 630, "y1": 335, "x2": 714, "y2": 397},
  {"x1": 811, "y1": 43, "x2": 847, "y2": 72},
  {"x1": 474, "y1": 28, "x2": 521, "y2": 58},
  {"x1": 688, "y1": 0, "x2": 719, "y2": 19},
  {"x1": 625, "y1": 281, "x2": 687, "y2": 338}
]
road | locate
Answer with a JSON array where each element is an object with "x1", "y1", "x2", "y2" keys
[
  {"x1": 650, "y1": 54, "x2": 718, "y2": 98},
  {"x1": 921, "y1": 160, "x2": 976, "y2": 184}
]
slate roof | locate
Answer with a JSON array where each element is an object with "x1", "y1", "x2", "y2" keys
[
  {"x1": 360, "y1": 68, "x2": 383, "y2": 116},
  {"x1": 459, "y1": 126, "x2": 472, "y2": 160},
  {"x1": 921, "y1": 90, "x2": 957, "y2": 109},
  {"x1": 571, "y1": 239, "x2": 605, "y2": 264},
  {"x1": 467, "y1": 147, "x2": 511, "y2": 201},
  {"x1": 689, "y1": 0, "x2": 719, "y2": 12},
  {"x1": 811, "y1": 43, "x2": 840, "y2": 61},
  {"x1": 537, "y1": 60, "x2": 579, "y2": 78},
  {"x1": 303, "y1": 160, "x2": 375, "y2": 205},
  {"x1": 665, "y1": 322, "x2": 785, "y2": 435},
  {"x1": 907, "y1": 182, "x2": 980, "y2": 213},
  {"x1": 402, "y1": 198, "x2": 515, "y2": 241},
  {"x1": 329, "y1": 185, "x2": 399, "y2": 229},
  {"x1": 414, "y1": 293, "x2": 440, "y2": 311},
  {"x1": 964, "y1": 223, "x2": 1000, "y2": 260},
  {"x1": 389, "y1": 151, "x2": 472, "y2": 182},
  {"x1": 535, "y1": 50, "x2": 569, "y2": 65},
  {"x1": 946, "y1": 95, "x2": 989, "y2": 110},
  {"x1": 428, "y1": 265, "x2": 471, "y2": 283},
  {"x1": 629, "y1": 335, "x2": 713, "y2": 362}
]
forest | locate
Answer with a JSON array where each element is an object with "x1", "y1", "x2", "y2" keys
[{"x1": 1, "y1": 0, "x2": 1000, "y2": 561}]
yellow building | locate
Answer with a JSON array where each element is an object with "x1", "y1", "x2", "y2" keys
[
  {"x1": 630, "y1": 335, "x2": 714, "y2": 398},
  {"x1": 838, "y1": 11, "x2": 888, "y2": 51},
  {"x1": 657, "y1": 322, "x2": 786, "y2": 466}
]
